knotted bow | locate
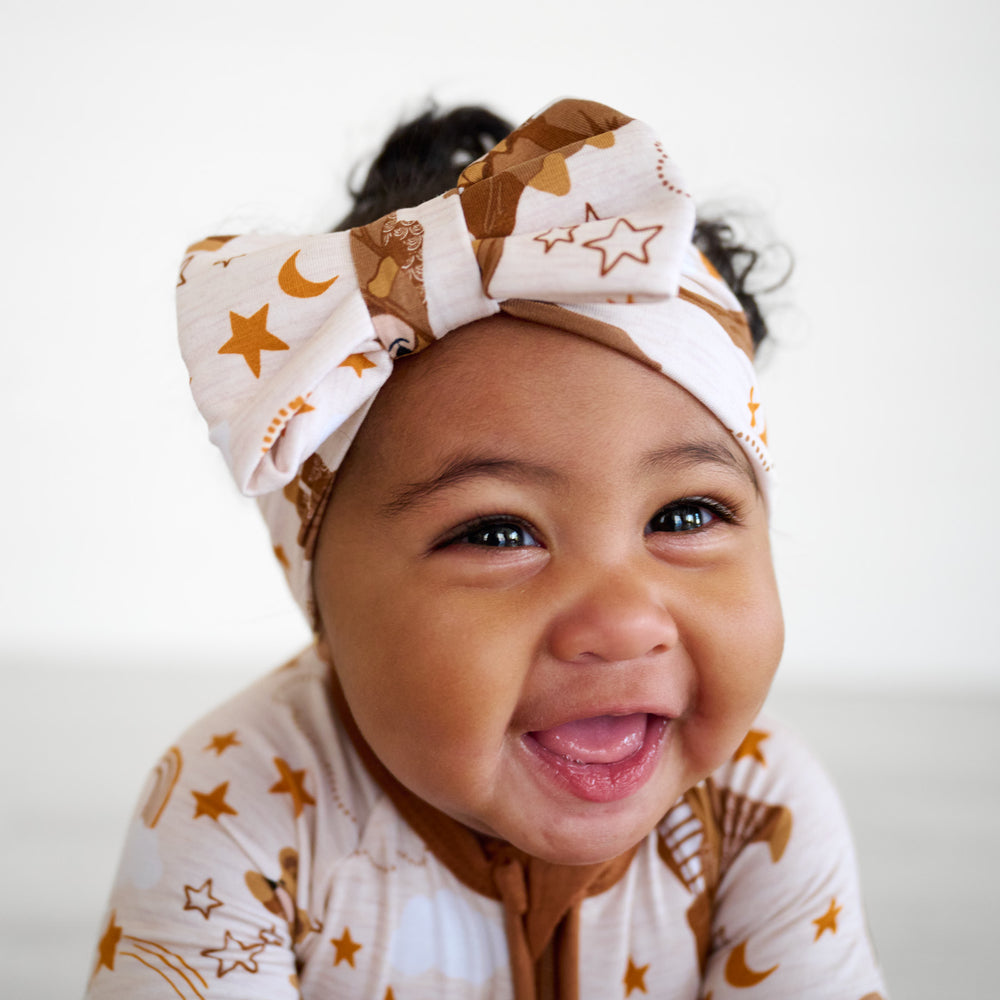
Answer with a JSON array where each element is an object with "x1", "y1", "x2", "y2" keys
[{"x1": 176, "y1": 97, "x2": 770, "y2": 623}]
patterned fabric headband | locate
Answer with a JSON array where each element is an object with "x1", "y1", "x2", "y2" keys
[{"x1": 177, "y1": 98, "x2": 772, "y2": 626}]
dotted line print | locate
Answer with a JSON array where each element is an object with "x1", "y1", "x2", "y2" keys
[{"x1": 654, "y1": 141, "x2": 691, "y2": 199}]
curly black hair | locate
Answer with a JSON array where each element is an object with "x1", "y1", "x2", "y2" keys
[{"x1": 334, "y1": 105, "x2": 780, "y2": 349}]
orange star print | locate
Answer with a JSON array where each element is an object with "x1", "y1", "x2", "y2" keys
[
  {"x1": 623, "y1": 956, "x2": 649, "y2": 995},
  {"x1": 204, "y1": 732, "x2": 240, "y2": 756},
  {"x1": 330, "y1": 927, "x2": 363, "y2": 967},
  {"x1": 339, "y1": 353, "x2": 377, "y2": 377},
  {"x1": 218, "y1": 304, "x2": 289, "y2": 378},
  {"x1": 733, "y1": 729, "x2": 769, "y2": 765},
  {"x1": 192, "y1": 782, "x2": 238, "y2": 821},
  {"x1": 812, "y1": 897, "x2": 842, "y2": 940},
  {"x1": 94, "y1": 910, "x2": 122, "y2": 972},
  {"x1": 269, "y1": 757, "x2": 316, "y2": 817}
]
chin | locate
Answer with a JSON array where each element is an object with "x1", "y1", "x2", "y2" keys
[{"x1": 501, "y1": 810, "x2": 659, "y2": 867}]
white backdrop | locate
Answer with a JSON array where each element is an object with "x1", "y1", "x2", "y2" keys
[{"x1": 3, "y1": 0, "x2": 998, "y2": 689}]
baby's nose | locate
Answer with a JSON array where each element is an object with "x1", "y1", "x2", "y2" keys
[{"x1": 545, "y1": 569, "x2": 679, "y2": 664}]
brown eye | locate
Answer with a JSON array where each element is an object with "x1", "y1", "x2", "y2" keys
[
  {"x1": 437, "y1": 517, "x2": 542, "y2": 550},
  {"x1": 647, "y1": 502, "x2": 717, "y2": 534},
  {"x1": 466, "y1": 522, "x2": 534, "y2": 547}
]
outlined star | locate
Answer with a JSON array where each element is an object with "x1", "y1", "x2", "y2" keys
[
  {"x1": 95, "y1": 910, "x2": 122, "y2": 972},
  {"x1": 583, "y1": 218, "x2": 662, "y2": 276},
  {"x1": 200, "y1": 930, "x2": 265, "y2": 977},
  {"x1": 204, "y1": 731, "x2": 241, "y2": 756},
  {"x1": 748, "y1": 387, "x2": 761, "y2": 427},
  {"x1": 218, "y1": 304, "x2": 289, "y2": 378},
  {"x1": 339, "y1": 353, "x2": 377, "y2": 377},
  {"x1": 585, "y1": 202, "x2": 601, "y2": 221},
  {"x1": 258, "y1": 924, "x2": 284, "y2": 946},
  {"x1": 623, "y1": 956, "x2": 649, "y2": 995},
  {"x1": 330, "y1": 927, "x2": 363, "y2": 967},
  {"x1": 812, "y1": 897, "x2": 843, "y2": 940},
  {"x1": 533, "y1": 226, "x2": 577, "y2": 252},
  {"x1": 269, "y1": 757, "x2": 317, "y2": 817},
  {"x1": 184, "y1": 879, "x2": 223, "y2": 919},
  {"x1": 192, "y1": 782, "x2": 238, "y2": 821},
  {"x1": 733, "y1": 729, "x2": 770, "y2": 766}
]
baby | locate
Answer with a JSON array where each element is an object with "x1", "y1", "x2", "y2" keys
[{"x1": 86, "y1": 98, "x2": 887, "y2": 999}]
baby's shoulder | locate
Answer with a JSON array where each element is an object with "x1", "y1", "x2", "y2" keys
[
  {"x1": 172, "y1": 646, "x2": 336, "y2": 760},
  {"x1": 656, "y1": 714, "x2": 849, "y2": 889},
  {"x1": 140, "y1": 647, "x2": 382, "y2": 862},
  {"x1": 649, "y1": 724, "x2": 888, "y2": 995},
  {"x1": 708, "y1": 712, "x2": 837, "y2": 804}
]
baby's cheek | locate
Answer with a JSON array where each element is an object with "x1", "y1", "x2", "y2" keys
[
  {"x1": 681, "y1": 602, "x2": 783, "y2": 771},
  {"x1": 356, "y1": 653, "x2": 510, "y2": 760}
]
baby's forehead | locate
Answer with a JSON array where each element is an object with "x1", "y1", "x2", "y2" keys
[
  {"x1": 342, "y1": 317, "x2": 757, "y2": 498},
  {"x1": 361, "y1": 314, "x2": 666, "y2": 415}
]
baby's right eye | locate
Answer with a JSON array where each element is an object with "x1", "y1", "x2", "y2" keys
[{"x1": 442, "y1": 517, "x2": 540, "y2": 549}]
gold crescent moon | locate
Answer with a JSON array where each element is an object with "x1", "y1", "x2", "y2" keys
[
  {"x1": 724, "y1": 941, "x2": 778, "y2": 988},
  {"x1": 279, "y1": 250, "x2": 339, "y2": 298}
]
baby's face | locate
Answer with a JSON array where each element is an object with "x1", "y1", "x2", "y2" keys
[{"x1": 315, "y1": 316, "x2": 783, "y2": 865}]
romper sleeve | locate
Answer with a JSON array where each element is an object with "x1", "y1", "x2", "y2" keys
[
  {"x1": 83, "y1": 652, "x2": 343, "y2": 1000},
  {"x1": 698, "y1": 718, "x2": 889, "y2": 1000}
]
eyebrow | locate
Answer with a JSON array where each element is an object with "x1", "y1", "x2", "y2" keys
[
  {"x1": 638, "y1": 439, "x2": 759, "y2": 491},
  {"x1": 379, "y1": 436, "x2": 758, "y2": 517},
  {"x1": 379, "y1": 456, "x2": 562, "y2": 516}
]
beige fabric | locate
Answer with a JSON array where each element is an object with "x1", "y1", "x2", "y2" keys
[
  {"x1": 85, "y1": 648, "x2": 887, "y2": 999},
  {"x1": 175, "y1": 98, "x2": 772, "y2": 625}
]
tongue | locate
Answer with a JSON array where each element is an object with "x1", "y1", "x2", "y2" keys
[{"x1": 532, "y1": 713, "x2": 648, "y2": 764}]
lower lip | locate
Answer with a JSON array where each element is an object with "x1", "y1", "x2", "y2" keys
[{"x1": 521, "y1": 715, "x2": 669, "y2": 803}]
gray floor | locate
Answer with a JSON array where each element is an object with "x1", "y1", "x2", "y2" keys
[
  {"x1": 765, "y1": 683, "x2": 1000, "y2": 997},
  {"x1": 3, "y1": 662, "x2": 997, "y2": 997}
]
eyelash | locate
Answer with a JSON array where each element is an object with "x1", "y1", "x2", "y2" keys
[
  {"x1": 436, "y1": 496, "x2": 742, "y2": 550},
  {"x1": 645, "y1": 496, "x2": 742, "y2": 535}
]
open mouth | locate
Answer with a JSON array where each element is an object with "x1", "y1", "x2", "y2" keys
[{"x1": 522, "y1": 713, "x2": 669, "y2": 803}]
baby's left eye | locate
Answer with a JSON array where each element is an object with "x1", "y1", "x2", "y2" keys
[{"x1": 646, "y1": 500, "x2": 722, "y2": 534}]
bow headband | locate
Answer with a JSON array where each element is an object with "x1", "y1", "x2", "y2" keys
[{"x1": 177, "y1": 98, "x2": 772, "y2": 626}]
